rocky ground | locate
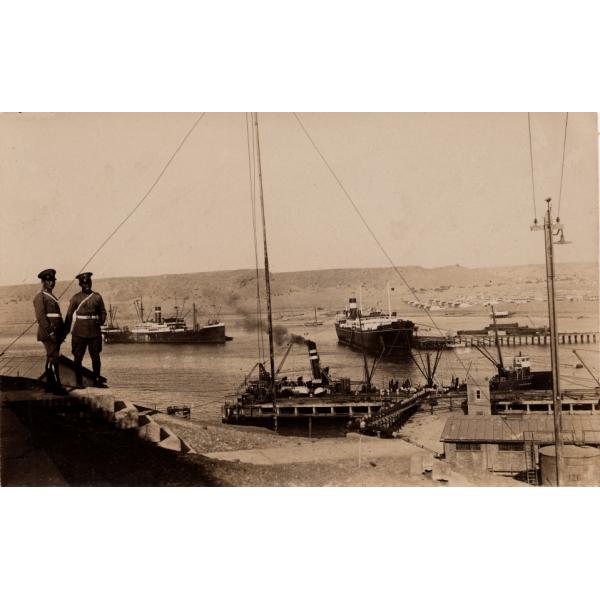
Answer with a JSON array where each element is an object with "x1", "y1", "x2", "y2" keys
[{"x1": 2, "y1": 386, "x2": 525, "y2": 487}]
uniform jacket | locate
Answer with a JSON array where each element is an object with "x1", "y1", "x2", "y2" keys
[
  {"x1": 65, "y1": 291, "x2": 107, "y2": 338},
  {"x1": 33, "y1": 290, "x2": 65, "y2": 342}
]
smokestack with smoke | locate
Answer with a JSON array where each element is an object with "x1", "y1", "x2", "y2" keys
[{"x1": 228, "y1": 294, "x2": 306, "y2": 346}]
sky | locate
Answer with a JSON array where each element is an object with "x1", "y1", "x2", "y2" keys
[{"x1": 0, "y1": 112, "x2": 597, "y2": 286}]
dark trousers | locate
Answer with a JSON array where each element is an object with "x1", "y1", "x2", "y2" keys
[
  {"x1": 42, "y1": 340, "x2": 61, "y2": 363},
  {"x1": 72, "y1": 336, "x2": 103, "y2": 378},
  {"x1": 41, "y1": 340, "x2": 65, "y2": 390}
]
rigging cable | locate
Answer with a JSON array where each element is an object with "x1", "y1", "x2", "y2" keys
[
  {"x1": 528, "y1": 112, "x2": 538, "y2": 224},
  {"x1": 0, "y1": 113, "x2": 206, "y2": 357},
  {"x1": 557, "y1": 112, "x2": 569, "y2": 219},
  {"x1": 244, "y1": 112, "x2": 266, "y2": 362},
  {"x1": 292, "y1": 113, "x2": 485, "y2": 388},
  {"x1": 291, "y1": 113, "x2": 583, "y2": 445}
]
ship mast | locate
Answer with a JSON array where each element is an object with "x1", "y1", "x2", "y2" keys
[{"x1": 253, "y1": 112, "x2": 277, "y2": 429}]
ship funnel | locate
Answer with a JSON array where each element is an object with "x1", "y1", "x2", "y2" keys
[
  {"x1": 154, "y1": 306, "x2": 162, "y2": 324},
  {"x1": 348, "y1": 297, "x2": 358, "y2": 319},
  {"x1": 306, "y1": 340, "x2": 322, "y2": 380}
]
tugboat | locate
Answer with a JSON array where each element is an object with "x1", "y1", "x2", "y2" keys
[
  {"x1": 102, "y1": 300, "x2": 231, "y2": 344},
  {"x1": 489, "y1": 352, "x2": 553, "y2": 391},
  {"x1": 472, "y1": 308, "x2": 552, "y2": 391},
  {"x1": 335, "y1": 297, "x2": 416, "y2": 356},
  {"x1": 222, "y1": 338, "x2": 396, "y2": 427}
]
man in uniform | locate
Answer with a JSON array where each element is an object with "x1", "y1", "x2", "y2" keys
[
  {"x1": 33, "y1": 268, "x2": 68, "y2": 395},
  {"x1": 64, "y1": 272, "x2": 107, "y2": 388}
]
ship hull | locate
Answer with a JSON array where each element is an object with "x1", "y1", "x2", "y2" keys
[
  {"x1": 335, "y1": 322, "x2": 413, "y2": 355},
  {"x1": 103, "y1": 324, "x2": 230, "y2": 344}
]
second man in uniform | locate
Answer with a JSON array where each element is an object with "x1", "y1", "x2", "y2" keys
[{"x1": 64, "y1": 272, "x2": 108, "y2": 388}]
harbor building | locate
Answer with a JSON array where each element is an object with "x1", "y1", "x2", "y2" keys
[{"x1": 441, "y1": 414, "x2": 600, "y2": 481}]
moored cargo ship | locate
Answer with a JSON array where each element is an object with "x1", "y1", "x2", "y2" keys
[
  {"x1": 335, "y1": 297, "x2": 416, "y2": 355},
  {"x1": 102, "y1": 303, "x2": 231, "y2": 344}
]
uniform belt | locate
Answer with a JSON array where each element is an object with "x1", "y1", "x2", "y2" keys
[
  {"x1": 46, "y1": 313, "x2": 61, "y2": 317},
  {"x1": 76, "y1": 315, "x2": 97, "y2": 320}
]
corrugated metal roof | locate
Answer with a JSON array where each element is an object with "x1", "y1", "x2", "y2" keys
[{"x1": 441, "y1": 415, "x2": 600, "y2": 443}]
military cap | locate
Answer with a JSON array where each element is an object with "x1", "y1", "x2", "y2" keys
[
  {"x1": 37, "y1": 268, "x2": 57, "y2": 281},
  {"x1": 76, "y1": 272, "x2": 93, "y2": 282}
]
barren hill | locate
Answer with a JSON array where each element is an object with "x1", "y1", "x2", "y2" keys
[{"x1": 0, "y1": 263, "x2": 597, "y2": 331}]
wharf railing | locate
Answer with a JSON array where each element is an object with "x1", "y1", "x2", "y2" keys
[
  {"x1": 360, "y1": 389, "x2": 429, "y2": 436},
  {"x1": 455, "y1": 332, "x2": 597, "y2": 347}
]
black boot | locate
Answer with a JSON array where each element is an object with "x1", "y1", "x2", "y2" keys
[
  {"x1": 92, "y1": 358, "x2": 108, "y2": 388},
  {"x1": 43, "y1": 362, "x2": 56, "y2": 393},
  {"x1": 74, "y1": 360, "x2": 85, "y2": 389},
  {"x1": 52, "y1": 363, "x2": 68, "y2": 395}
]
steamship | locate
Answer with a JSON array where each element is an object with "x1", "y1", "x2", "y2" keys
[
  {"x1": 223, "y1": 338, "x2": 406, "y2": 426},
  {"x1": 335, "y1": 297, "x2": 416, "y2": 355},
  {"x1": 102, "y1": 304, "x2": 231, "y2": 344}
]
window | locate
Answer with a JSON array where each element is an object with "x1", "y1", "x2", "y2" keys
[
  {"x1": 456, "y1": 442, "x2": 481, "y2": 451},
  {"x1": 498, "y1": 442, "x2": 522, "y2": 452},
  {"x1": 476, "y1": 390, "x2": 481, "y2": 399}
]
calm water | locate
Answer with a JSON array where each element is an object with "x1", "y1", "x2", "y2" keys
[{"x1": 2, "y1": 311, "x2": 598, "y2": 422}]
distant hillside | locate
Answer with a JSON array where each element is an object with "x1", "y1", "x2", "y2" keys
[{"x1": 0, "y1": 263, "x2": 597, "y2": 331}]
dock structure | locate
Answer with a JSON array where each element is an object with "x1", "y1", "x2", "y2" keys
[
  {"x1": 429, "y1": 388, "x2": 600, "y2": 416},
  {"x1": 412, "y1": 331, "x2": 597, "y2": 350},
  {"x1": 490, "y1": 388, "x2": 600, "y2": 415},
  {"x1": 222, "y1": 389, "x2": 435, "y2": 437},
  {"x1": 359, "y1": 389, "x2": 429, "y2": 436},
  {"x1": 223, "y1": 395, "x2": 389, "y2": 423},
  {"x1": 456, "y1": 331, "x2": 597, "y2": 347}
]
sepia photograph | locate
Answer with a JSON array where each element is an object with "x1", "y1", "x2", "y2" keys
[
  {"x1": 1, "y1": 112, "x2": 598, "y2": 487},
  {"x1": 2, "y1": 4, "x2": 600, "y2": 600}
]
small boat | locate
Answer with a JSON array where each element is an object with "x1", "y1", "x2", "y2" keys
[
  {"x1": 304, "y1": 308, "x2": 323, "y2": 327},
  {"x1": 489, "y1": 353, "x2": 552, "y2": 391}
]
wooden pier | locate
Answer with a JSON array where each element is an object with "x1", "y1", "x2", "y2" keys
[
  {"x1": 223, "y1": 396, "x2": 389, "y2": 423},
  {"x1": 455, "y1": 331, "x2": 597, "y2": 348},
  {"x1": 429, "y1": 387, "x2": 600, "y2": 416}
]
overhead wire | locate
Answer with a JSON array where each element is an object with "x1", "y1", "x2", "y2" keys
[
  {"x1": 244, "y1": 112, "x2": 266, "y2": 362},
  {"x1": 528, "y1": 112, "x2": 537, "y2": 223},
  {"x1": 0, "y1": 113, "x2": 207, "y2": 357},
  {"x1": 290, "y1": 112, "x2": 595, "y2": 443},
  {"x1": 292, "y1": 113, "x2": 488, "y2": 389},
  {"x1": 557, "y1": 112, "x2": 569, "y2": 219}
]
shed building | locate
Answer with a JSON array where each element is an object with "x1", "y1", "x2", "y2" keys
[{"x1": 441, "y1": 414, "x2": 600, "y2": 477}]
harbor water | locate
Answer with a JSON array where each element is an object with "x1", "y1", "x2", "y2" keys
[{"x1": 2, "y1": 310, "x2": 598, "y2": 423}]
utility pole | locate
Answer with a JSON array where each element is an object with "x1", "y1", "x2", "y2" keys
[{"x1": 531, "y1": 197, "x2": 569, "y2": 486}]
